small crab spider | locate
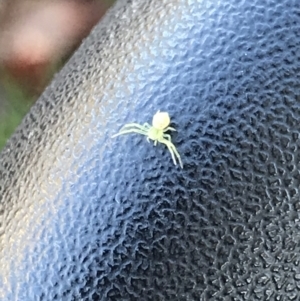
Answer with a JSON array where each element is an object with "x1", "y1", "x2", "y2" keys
[{"x1": 112, "y1": 111, "x2": 183, "y2": 168}]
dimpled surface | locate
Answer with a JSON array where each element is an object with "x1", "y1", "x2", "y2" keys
[{"x1": 1, "y1": 0, "x2": 300, "y2": 300}]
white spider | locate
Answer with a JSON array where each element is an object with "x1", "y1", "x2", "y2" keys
[{"x1": 112, "y1": 111, "x2": 183, "y2": 168}]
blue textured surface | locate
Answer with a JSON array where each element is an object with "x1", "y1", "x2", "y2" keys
[{"x1": 1, "y1": 0, "x2": 300, "y2": 300}]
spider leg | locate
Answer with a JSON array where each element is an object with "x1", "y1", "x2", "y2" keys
[
  {"x1": 112, "y1": 128, "x2": 148, "y2": 138},
  {"x1": 161, "y1": 139, "x2": 183, "y2": 168},
  {"x1": 163, "y1": 141, "x2": 177, "y2": 166},
  {"x1": 163, "y1": 127, "x2": 176, "y2": 132},
  {"x1": 168, "y1": 142, "x2": 183, "y2": 169},
  {"x1": 154, "y1": 140, "x2": 158, "y2": 146},
  {"x1": 163, "y1": 134, "x2": 171, "y2": 141},
  {"x1": 119, "y1": 123, "x2": 148, "y2": 131}
]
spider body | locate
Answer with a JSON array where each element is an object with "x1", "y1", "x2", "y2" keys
[{"x1": 112, "y1": 111, "x2": 183, "y2": 168}]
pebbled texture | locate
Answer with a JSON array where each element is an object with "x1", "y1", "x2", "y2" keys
[{"x1": 1, "y1": 0, "x2": 300, "y2": 300}]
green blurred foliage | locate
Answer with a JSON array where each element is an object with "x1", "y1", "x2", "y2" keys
[{"x1": 0, "y1": 78, "x2": 33, "y2": 150}]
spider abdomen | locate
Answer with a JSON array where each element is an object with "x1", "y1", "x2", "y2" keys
[{"x1": 152, "y1": 111, "x2": 170, "y2": 129}]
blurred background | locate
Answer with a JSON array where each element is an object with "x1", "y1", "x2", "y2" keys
[{"x1": 0, "y1": 0, "x2": 116, "y2": 150}]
